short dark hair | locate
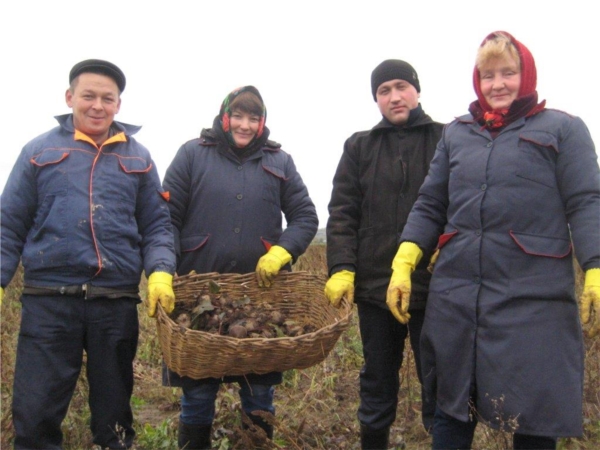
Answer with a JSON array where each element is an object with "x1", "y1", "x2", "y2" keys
[{"x1": 229, "y1": 91, "x2": 263, "y2": 116}]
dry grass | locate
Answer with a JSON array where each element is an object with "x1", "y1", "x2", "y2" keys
[{"x1": 1, "y1": 246, "x2": 599, "y2": 449}]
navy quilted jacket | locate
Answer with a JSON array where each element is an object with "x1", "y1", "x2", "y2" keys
[
  {"x1": 1, "y1": 114, "x2": 176, "y2": 289},
  {"x1": 163, "y1": 128, "x2": 318, "y2": 277}
]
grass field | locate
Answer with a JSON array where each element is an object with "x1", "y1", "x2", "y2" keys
[{"x1": 1, "y1": 244, "x2": 599, "y2": 449}]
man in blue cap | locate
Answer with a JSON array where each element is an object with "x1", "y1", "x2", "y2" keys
[{"x1": 0, "y1": 59, "x2": 177, "y2": 449}]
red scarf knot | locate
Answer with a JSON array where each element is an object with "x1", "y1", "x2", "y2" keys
[{"x1": 483, "y1": 109, "x2": 509, "y2": 129}]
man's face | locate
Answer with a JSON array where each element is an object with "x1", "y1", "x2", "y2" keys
[
  {"x1": 65, "y1": 73, "x2": 121, "y2": 144},
  {"x1": 376, "y1": 79, "x2": 419, "y2": 125}
]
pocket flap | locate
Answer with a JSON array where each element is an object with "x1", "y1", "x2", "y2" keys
[
  {"x1": 262, "y1": 165, "x2": 287, "y2": 180},
  {"x1": 181, "y1": 234, "x2": 210, "y2": 253},
  {"x1": 510, "y1": 231, "x2": 571, "y2": 258},
  {"x1": 118, "y1": 156, "x2": 152, "y2": 174},
  {"x1": 30, "y1": 149, "x2": 69, "y2": 166},
  {"x1": 437, "y1": 230, "x2": 458, "y2": 249},
  {"x1": 518, "y1": 131, "x2": 558, "y2": 153}
]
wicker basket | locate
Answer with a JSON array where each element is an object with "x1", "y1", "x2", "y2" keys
[{"x1": 156, "y1": 271, "x2": 353, "y2": 379}]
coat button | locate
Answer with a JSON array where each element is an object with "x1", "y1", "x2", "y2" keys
[
  {"x1": 481, "y1": 184, "x2": 487, "y2": 191},
  {"x1": 236, "y1": 194, "x2": 243, "y2": 200},
  {"x1": 237, "y1": 166, "x2": 243, "y2": 171},
  {"x1": 234, "y1": 228, "x2": 240, "y2": 233}
]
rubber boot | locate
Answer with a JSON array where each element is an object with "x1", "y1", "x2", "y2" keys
[
  {"x1": 360, "y1": 424, "x2": 390, "y2": 450},
  {"x1": 249, "y1": 414, "x2": 274, "y2": 439},
  {"x1": 513, "y1": 433, "x2": 557, "y2": 449},
  {"x1": 178, "y1": 421, "x2": 211, "y2": 450}
]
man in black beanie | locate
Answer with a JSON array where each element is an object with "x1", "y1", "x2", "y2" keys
[
  {"x1": 324, "y1": 59, "x2": 443, "y2": 449},
  {"x1": 370, "y1": 59, "x2": 421, "y2": 100}
]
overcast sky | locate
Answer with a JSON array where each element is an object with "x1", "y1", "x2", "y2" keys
[{"x1": 1, "y1": 1, "x2": 597, "y2": 227}]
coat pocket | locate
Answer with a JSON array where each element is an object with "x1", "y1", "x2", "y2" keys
[
  {"x1": 116, "y1": 155, "x2": 152, "y2": 174},
  {"x1": 22, "y1": 194, "x2": 69, "y2": 271},
  {"x1": 261, "y1": 165, "x2": 285, "y2": 206},
  {"x1": 180, "y1": 234, "x2": 210, "y2": 253},
  {"x1": 30, "y1": 149, "x2": 70, "y2": 167},
  {"x1": 436, "y1": 230, "x2": 458, "y2": 250},
  {"x1": 427, "y1": 230, "x2": 458, "y2": 273},
  {"x1": 30, "y1": 149, "x2": 71, "y2": 193},
  {"x1": 260, "y1": 236, "x2": 279, "y2": 252},
  {"x1": 507, "y1": 230, "x2": 574, "y2": 300},
  {"x1": 516, "y1": 131, "x2": 558, "y2": 189},
  {"x1": 509, "y1": 230, "x2": 571, "y2": 258}
]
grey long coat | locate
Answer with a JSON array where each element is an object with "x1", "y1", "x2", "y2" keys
[{"x1": 401, "y1": 109, "x2": 600, "y2": 436}]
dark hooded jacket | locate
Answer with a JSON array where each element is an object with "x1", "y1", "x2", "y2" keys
[
  {"x1": 164, "y1": 127, "x2": 317, "y2": 276},
  {"x1": 162, "y1": 90, "x2": 318, "y2": 386}
]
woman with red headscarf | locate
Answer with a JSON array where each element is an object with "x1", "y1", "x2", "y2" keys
[{"x1": 385, "y1": 31, "x2": 600, "y2": 448}]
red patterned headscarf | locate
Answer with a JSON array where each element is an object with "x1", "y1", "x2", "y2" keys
[{"x1": 470, "y1": 31, "x2": 545, "y2": 130}]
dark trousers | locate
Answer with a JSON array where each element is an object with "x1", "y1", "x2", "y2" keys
[
  {"x1": 12, "y1": 295, "x2": 139, "y2": 449},
  {"x1": 432, "y1": 407, "x2": 557, "y2": 449},
  {"x1": 357, "y1": 302, "x2": 433, "y2": 432}
]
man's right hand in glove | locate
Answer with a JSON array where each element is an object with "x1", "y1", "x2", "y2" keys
[
  {"x1": 324, "y1": 270, "x2": 355, "y2": 308},
  {"x1": 386, "y1": 242, "x2": 423, "y2": 324}
]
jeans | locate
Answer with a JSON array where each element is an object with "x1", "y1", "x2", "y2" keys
[{"x1": 180, "y1": 382, "x2": 275, "y2": 426}]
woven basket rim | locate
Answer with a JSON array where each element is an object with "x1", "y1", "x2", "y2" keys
[
  {"x1": 158, "y1": 301, "x2": 353, "y2": 341},
  {"x1": 160, "y1": 270, "x2": 353, "y2": 335},
  {"x1": 156, "y1": 270, "x2": 354, "y2": 377}
]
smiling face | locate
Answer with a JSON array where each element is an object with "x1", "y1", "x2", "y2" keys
[
  {"x1": 65, "y1": 72, "x2": 121, "y2": 144},
  {"x1": 229, "y1": 110, "x2": 260, "y2": 148},
  {"x1": 479, "y1": 55, "x2": 522, "y2": 111},
  {"x1": 375, "y1": 79, "x2": 420, "y2": 125}
]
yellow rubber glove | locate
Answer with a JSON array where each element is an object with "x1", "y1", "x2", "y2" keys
[
  {"x1": 386, "y1": 242, "x2": 423, "y2": 324},
  {"x1": 580, "y1": 268, "x2": 600, "y2": 338},
  {"x1": 0, "y1": 287, "x2": 4, "y2": 306},
  {"x1": 147, "y1": 272, "x2": 175, "y2": 318},
  {"x1": 324, "y1": 270, "x2": 355, "y2": 308},
  {"x1": 256, "y1": 245, "x2": 292, "y2": 288}
]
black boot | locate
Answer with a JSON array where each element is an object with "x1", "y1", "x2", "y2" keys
[
  {"x1": 178, "y1": 421, "x2": 211, "y2": 450},
  {"x1": 513, "y1": 433, "x2": 557, "y2": 449},
  {"x1": 249, "y1": 414, "x2": 274, "y2": 439},
  {"x1": 360, "y1": 424, "x2": 389, "y2": 450}
]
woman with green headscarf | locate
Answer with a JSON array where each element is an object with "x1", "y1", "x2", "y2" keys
[{"x1": 162, "y1": 86, "x2": 318, "y2": 449}]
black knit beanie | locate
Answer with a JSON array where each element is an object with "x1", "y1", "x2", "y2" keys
[{"x1": 371, "y1": 59, "x2": 420, "y2": 100}]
